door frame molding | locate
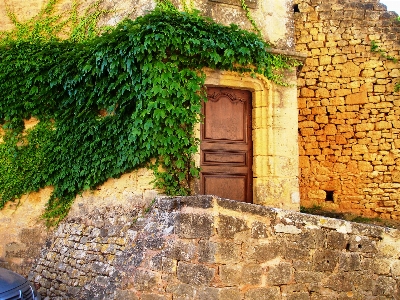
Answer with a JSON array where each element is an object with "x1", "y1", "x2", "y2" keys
[{"x1": 193, "y1": 69, "x2": 273, "y2": 204}]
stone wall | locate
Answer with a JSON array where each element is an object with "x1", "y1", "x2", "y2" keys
[
  {"x1": 0, "y1": 163, "x2": 158, "y2": 276},
  {"x1": 0, "y1": 0, "x2": 302, "y2": 275},
  {"x1": 0, "y1": 0, "x2": 295, "y2": 49},
  {"x1": 30, "y1": 196, "x2": 400, "y2": 299},
  {"x1": 295, "y1": 0, "x2": 400, "y2": 218}
]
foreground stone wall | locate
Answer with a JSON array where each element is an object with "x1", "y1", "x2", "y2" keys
[
  {"x1": 295, "y1": 0, "x2": 400, "y2": 218},
  {"x1": 30, "y1": 196, "x2": 400, "y2": 299}
]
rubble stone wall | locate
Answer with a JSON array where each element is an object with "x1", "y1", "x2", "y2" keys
[
  {"x1": 295, "y1": 0, "x2": 400, "y2": 218},
  {"x1": 30, "y1": 196, "x2": 400, "y2": 299}
]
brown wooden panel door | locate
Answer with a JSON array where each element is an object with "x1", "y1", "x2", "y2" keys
[{"x1": 200, "y1": 87, "x2": 253, "y2": 203}]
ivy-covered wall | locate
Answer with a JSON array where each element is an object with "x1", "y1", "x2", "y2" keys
[{"x1": 0, "y1": 0, "x2": 301, "y2": 274}]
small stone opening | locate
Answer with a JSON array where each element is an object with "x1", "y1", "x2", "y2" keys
[
  {"x1": 325, "y1": 190, "x2": 334, "y2": 202},
  {"x1": 346, "y1": 243, "x2": 350, "y2": 251},
  {"x1": 293, "y1": 4, "x2": 300, "y2": 13}
]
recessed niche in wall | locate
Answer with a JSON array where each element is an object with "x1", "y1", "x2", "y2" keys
[
  {"x1": 325, "y1": 190, "x2": 334, "y2": 202},
  {"x1": 209, "y1": 0, "x2": 258, "y2": 9},
  {"x1": 293, "y1": 4, "x2": 300, "y2": 13}
]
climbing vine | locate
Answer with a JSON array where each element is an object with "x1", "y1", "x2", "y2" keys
[
  {"x1": 371, "y1": 16, "x2": 400, "y2": 93},
  {"x1": 0, "y1": 0, "x2": 297, "y2": 225},
  {"x1": 240, "y1": 0, "x2": 261, "y2": 35}
]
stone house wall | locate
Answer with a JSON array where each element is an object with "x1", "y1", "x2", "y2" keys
[
  {"x1": 0, "y1": 0, "x2": 301, "y2": 275},
  {"x1": 30, "y1": 196, "x2": 400, "y2": 299},
  {"x1": 295, "y1": 0, "x2": 400, "y2": 219}
]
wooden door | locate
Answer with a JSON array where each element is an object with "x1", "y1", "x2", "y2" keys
[{"x1": 200, "y1": 87, "x2": 253, "y2": 203}]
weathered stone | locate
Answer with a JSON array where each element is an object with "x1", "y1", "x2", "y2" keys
[
  {"x1": 141, "y1": 293, "x2": 168, "y2": 300},
  {"x1": 219, "y1": 264, "x2": 242, "y2": 286},
  {"x1": 290, "y1": 292, "x2": 312, "y2": 300},
  {"x1": 251, "y1": 221, "x2": 270, "y2": 239},
  {"x1": 266, "y1": 262, "x2": 293, "y2": 285},
  {"x1": 215, "y1": 241, "x2": 241, "y2": 263},
  {"x1": 166, "y1": 240, "x2": 196, "y2": 261},
  {"x1": 327, "y1": 231, "x2": 347, "y2": 250},
  {"x1": 372, "y1": 276, "x2": 397, "y2": 296},
  {"x1": 284, "y1": 243, "x2": 311, "y2": 260},
  {"x1": 133, "y1": 270, "x2": 158, "y2": 291},
  {"x1": 347, "y1": 236, "x2": 377, "y2": 253},
  {"x1": 242, "y1": 264, "x2": 263, "y2": 285},
  {"x1": 244, "y1": 287, "x2": 281, "y2": 300},
  {"x1": 114, "y1": 290, "x2": 139, "y2": 300},
  {"x1": 176, "y1": 213, "x2": 213, "y2": 239},
  {"x1": 250, "y1": 241, "x2": 280, "y2": 262},
  {"x1": 323, "y1": 272, "x2": 353, "y2": 292},
  {"x1": 339, "y1": 253, "x2": 361, "y2": 271},
  {"x1": 181, "y1": 195, "x2": 214, "y2": 209},
  {"x1": 199, "y1": 287, "x2": 242, "y2": 300},
  {"x1": 217, "y1": 215, "x2": 248, "y2": 239},
  {"x1": 177, "y1": 262, "x2": 215, "y2": 286},
  {"x1": 198, "y1": 240, "x2": 216, "y2": 263},
  {"x1": 166, "y1": 283, "x2": 196, "y2": 299},
  {"x1": 313, "y1": 250, "x2": 339, "y2": 272}
]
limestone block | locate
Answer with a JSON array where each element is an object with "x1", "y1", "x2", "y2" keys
[
  {"x1": 341, "y1": 62, "x2": 361, "y2": 77},
  {"x1": 375, "y1": 121, "x2": 392, "y2": 130},
  {"x1": 177, "y1": 213, "x2": 213, "y2": 239},
  {"x1": 345, "y1": 85, "x2": 368, "y2": 105},
  {"x1": 266, "y1": 263, "x2": 293, "y2": 285},
  {"x1": 177, "y1": 262, "x2": 215, "y2": 285},
  {"x1": 352, "y1": 145, "x2": 368, "y2": 155},
  {"x1": 313, "y1": 249, "x2": 340, "y2": 272},
  {"x1": 334, "y1": 89, "x2": 352, "y2": 97},
  {"x1": 392, "y1": 121, "x2": 400, "y2": 129},
  {"x1": 199, "y1": 287, "x2": 241, "y2": 300},
  {"x1": 299, "y1": 120, "x2": 319, "y2": 129},
  {"x1": 332, "y1": 55, "x2": 347, "y2": 64},
  {"x1": 312, "y1": 107, "x2": 326, "y2": 114},
  {"x1": 364, "y1": 59, "x2": 383, "y2": 69},
  {"x1": 359, "y1": 161, "x2": 373, "y2": 172},
  {"x1": 374, "y1": 85, "x2": 386, "y2": 93},
  {"x1": 134, "y1": 269, "x2": 158, "y2": 291},
  {"x1": 217, "y1": 215, "x2": 249, "y2": 239},
  {"x1": 315, "y1": 115, "x2": 328, "y2": 124},
  {"x1": 245, "y1": 287, "x2": 281, "y2": 300},
  {"x1": 316, "y1": 88, "x2": 330, "y2": 98},
  {"x1": 356, "y1": 123, "x2": 375, "y2": 131},
  {"x1": 301, "y1": 87, "x2": 315, "y2": 97},
  {"x1": 376, "y1": 71, "x2": 389, "y2": 78},
  {"x1": 320, "y1": 55, "x2": 331, "y2": 65}
]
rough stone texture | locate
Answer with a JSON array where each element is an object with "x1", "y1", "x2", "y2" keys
[
  {"x1": 295, "y1": 0, "x2": 400, "y2": 220},
  {"x1": 29, "y1": 196, "x2": 400, "y2": 299},
  {"x1": 0, "y1": 0, "x2": 300, "y2": 274}
]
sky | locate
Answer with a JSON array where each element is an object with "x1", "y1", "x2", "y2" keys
[{"x1": 381, "y1": 0, "x2": 400, "y2": 14}]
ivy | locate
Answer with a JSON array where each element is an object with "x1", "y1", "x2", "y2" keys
[
  {"x1": 371, "y1": 40, "x2": 400, "y2": 92},
  {"x1": 240, "y1": 0, "x2": 261, "y2": 36},
  {"x1": 0, "y1": 1, "x2": 298, "y2": 225}
]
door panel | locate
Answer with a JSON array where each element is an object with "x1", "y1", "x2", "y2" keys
[{"x1": 200, "y1": 87, "x2": 253, "y2": 203}]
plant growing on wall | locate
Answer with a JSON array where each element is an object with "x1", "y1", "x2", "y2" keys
[
  {"x1": 370, "y1": 16, "x2": 400, "y2": 92},
  {"x1": 0, "y1": 0, "x2": 297, "y2": 225}
]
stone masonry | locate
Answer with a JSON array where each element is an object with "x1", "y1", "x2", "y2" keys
[
  {"x1": 30, "y1": 196, "x2": 400, "y2": 299},
  {"x1": 295, "y1": 0, "x2": 400, "y2": 219},
  {"x1": 0, "y1": 0, "x2": 302, "y2": 275}
]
